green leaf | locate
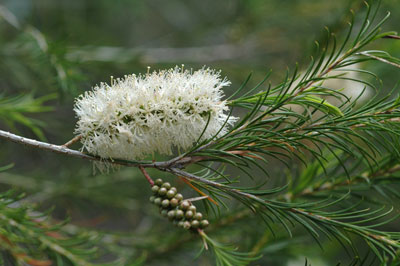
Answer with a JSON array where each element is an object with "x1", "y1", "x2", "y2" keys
[{"x1": 302, "y1": 95, "x2": 344, "y2": 116}]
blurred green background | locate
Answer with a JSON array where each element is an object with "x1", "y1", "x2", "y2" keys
[{"x1": 0, "y1": 0, "x2": 399, "y2": 265}]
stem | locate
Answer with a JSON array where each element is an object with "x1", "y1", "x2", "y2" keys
[
  {"x1": 169, "y1": 168, "x2": 270, "y2": 204},
  {"x1": 180, "y1": 177, "x2": 218, "y2": 205},
  {"x1": 382, "y1": 34, "x2": 400, "y2": 40},
  {"x1": 0, "y1": 130, "x2": 96, "y2": 161},
  {"x1": 139, "y1": 166, "x2": 154, "y2": 186},
  {"x1": 357, "y1": 51, "x2": 400, "y2": 69},
  {"x1": 0, "y1": 129, "x2": 192, "y2": 169},
  {"x1": 186, "y1": 195, "x2": 209, "y2": 202},
  {"x1": 198, "y1": 229, "x2": 209, "y2": 250},
  {"x1": 62, "y1": 135, "x2": 82, "y2": 147}
]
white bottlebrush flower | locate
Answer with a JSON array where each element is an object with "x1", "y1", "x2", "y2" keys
[{"x1": 74, "y1": 66, "x2": 237, "y2": 161}]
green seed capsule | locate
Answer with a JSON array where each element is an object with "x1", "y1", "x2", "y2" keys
[
  {"x1": 170, "y1": 198, "x2": 179, "y2": 208},
  {"x1": 170, "y1": 187, "x2": 177, "y2": 192},
  {"x1": 149, "y1": 196, "x2": 156, "y2": 203},
  {"x1": 161, "y1": 209, "x2": 168, "y2": 217},
  {"x1": 191, "y1": 220, "x2": 200, "y2": 229},
  {"x1": 185, "y1": 210, "x2": 194, "y2": 219},
  {"x1": 174, "y1": 193, "x2": 183, "y2": 202},
  {"x1": 180, "y1": 201, "x2": 190, "y2": 210},
  {"x1": 167, "y1": 210, "x2": 175, "y2": 220},
  {"x1": 155, "y1": 179, "x2": 163, "y2": 186},
  {"x1": 178, "y1": 221, "x2": 185, "y2": 227},
  {"x1": 200, "y1": 220, "x2": 209, "y2": 229},
  {"x1": 151, "y1": 185, "x2": 160, "y2": 194},
  {"x1": 175, "y1": 209, "x2": 184, "y2": 219},
  {"x1": 194, "y1": 212, "x2": 203, "y2": 220},
  {"x1": 154, "y1": 197, "x2": 162, "y2": 206},
  {"x1": 162, "y1": 182, "x2": 171, "y2": 190},
  {"x1": 161, "y1": 199, "x2": 170, "y2": 208},
  {"x1": 166, "y1": 189, "x2": 176, "y2": 199},
  {"x1": 188, "y1": 205, "x2": 196, "y2": 213},
  {"x1": 183, "y1": 221, "x2": 191, "y2": 230},
  {"x1": 158, "y1": 187, "x2": 167, "y2": 196}
]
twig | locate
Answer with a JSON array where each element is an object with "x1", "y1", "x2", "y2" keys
[
  {"x1": 61, "y1": 135, "x2": 82, "y2": 148},
  {"x1": 179, "y1": 176, "x2": 218, "y2": 206},
  {"x1": 186, "y1": 196, "x2": 209, "y2": 202},
  {"x1": 0, "y1": 130, "x2": 99, "y2": 161},
  {"x1": 169, "y1": 168, "x2": 283, "y2": 207},
  {"x1": 198, "y1": 229, "x2": 209, "y2": 250},
  {"x1": 139, "y1": 166, "x2": 154, "y2": 186},
  {"x1": 357, "y1": 51, "x2": 400, "y2": 69},
  {"x1": 383, "y1": 35, "x2": 400, "y2": 40},
  {"x1": 0, "y1": 129, "x2": 244, "y2": 172},
  {"x1": 0, "y1": 129, "x2": 191, "y2": 169}
]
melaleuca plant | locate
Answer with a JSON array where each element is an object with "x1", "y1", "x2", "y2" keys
[
  {"x1": 1, "y1": 1, "x2": 400, "y2": 265},
  {"x1": 73, "y1": 67, "x2": 237, "y2": 161}
]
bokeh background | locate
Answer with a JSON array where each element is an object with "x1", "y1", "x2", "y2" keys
[{"x1": 0, "y1": 0, "x2": 399, "y2": 265}]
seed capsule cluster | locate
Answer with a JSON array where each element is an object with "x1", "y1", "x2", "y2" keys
[{"x1": 150, "y1": 179, "x2": 209, "y2": 231}]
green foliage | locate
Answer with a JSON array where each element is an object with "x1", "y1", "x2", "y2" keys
[
  {"x1": 0, "y1": 188, "x2": 116, "y2": 266},
  {"x1": 0, "y1": 0, "x2": 400, "y2": 265},
  {"x1": 0, "y1": 5, "x2": 82, "y2": 97},
  {"x1": 158, "y1": 2, "x2": 400, "y2": 264},
  {"x1": 199, "y1": 231, "x2": 261, "y2": 266},
  {"x1": 0, "y1": 93, "x2": 56, "y2": 140}
]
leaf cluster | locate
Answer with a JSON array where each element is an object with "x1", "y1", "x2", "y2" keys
[{"x1": 161, "y1": 2, "x2": 400, "y2": 264}]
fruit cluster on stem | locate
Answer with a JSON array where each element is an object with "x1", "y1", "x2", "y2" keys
[{"x1": 150, "y1": 178, "x2": 209, "y2": 231}]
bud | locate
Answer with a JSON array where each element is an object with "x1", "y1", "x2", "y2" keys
[
  {"x1": 162, "y1": 182, "x2": 171, "y2": 190},
  {"x1": 170, "y1": 198, "x2": 179, "y2": 208},
  {"x1": 154, "y1": 197, "x2": 162, "y2": 206},
  {"x1": 180, "y1": 201, "x2": 190, "y2": 211},
  {"x1": 191, "y1": 220, "x2": 200, "y2": 229},
  {"x1": 175, "y1": 210, "x2": 184, "y2": 219},
  {"x1": 158, "y1": 187, "x2": 167, "y2": 196},
  {"x1": 161, "y1": 199, "x2": 170, "y2": 208},
  {"x1": 194, "y1": 212, "x2": 203, "y2": 220},
  {"x1": 155, "y1": 179, "x2": 163, "y2": 186},
  {"x1": 167, "y1": 210, "x2": 176, "y2": 220},
  {"x1": 149, "y1": 196, "x2": 156, "y2": 203},
  {"x1": 200, "y1": 220, "x2": 209, "y2": 229},
  {"x1": 166, "y1": 189, "x2": 176, "y2": 199},
  {"x1": 174, "y1": 193, "x2": 183, "y2": 202},
  {"x1": 151, "y1": 185, "x2": 160, "y2": 194},
  {"x1": 188, "y1": 205, "x2": 196, "y2": 213},
  {"x1": 185, "y1": 210, "x2": 194, "y2": 219},
  {"x1": 183, "y1": 221, "x2": 191, "y2": 230}
]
